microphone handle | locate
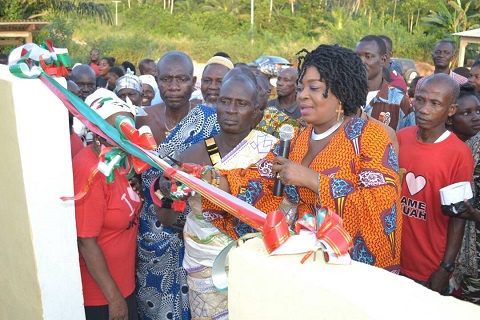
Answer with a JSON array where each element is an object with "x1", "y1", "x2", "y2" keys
[{"x1": 273, "y1": 139, "x2": 291, "y2": 196}]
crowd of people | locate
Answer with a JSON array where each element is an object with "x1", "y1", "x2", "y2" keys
[{"x1": 6, "y1": 33, "x2": 480, "y2": 319}]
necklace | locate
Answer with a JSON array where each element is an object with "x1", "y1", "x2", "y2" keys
[
  {"x1": 311, "y1": 119, "x2": 343, "y2": 141},
  {"x1": 164, "y1": 102, "x2": 192, "y2": 137}
]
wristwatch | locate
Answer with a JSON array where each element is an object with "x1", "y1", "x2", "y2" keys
[{"x1": 440, "y1": 261, "x2": 455, "y2": 273}]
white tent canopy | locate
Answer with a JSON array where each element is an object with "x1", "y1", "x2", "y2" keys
[{"x1": 453, "y1": 28, "x2": 480, "y2": 67}]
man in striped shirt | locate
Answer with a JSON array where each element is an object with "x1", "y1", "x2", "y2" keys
[{"x1": 417, "y1": 41, "x2": 468, "y2": 90}]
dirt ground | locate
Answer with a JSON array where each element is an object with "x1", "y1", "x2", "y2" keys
[{"x1": 415, "y1": 61, "x2": 434, "y2": 76}]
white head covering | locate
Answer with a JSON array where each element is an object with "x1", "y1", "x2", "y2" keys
[
  {"x1": 85, "y1": 88, "x2": 136, "y2": 119},
  {"x1": 205, "y1": 56, "x2": 234, "y2": 70},
  {"x1": 139, "y1": 74, "x2": 159, "y2": 97},
  {"x1": 115, "y1": 68, "x2": 143, "y2": 93}
]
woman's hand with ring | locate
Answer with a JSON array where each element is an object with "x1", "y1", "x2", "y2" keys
[{"x1": 272, "y1": 156, "x2": 319, "y2": 190}]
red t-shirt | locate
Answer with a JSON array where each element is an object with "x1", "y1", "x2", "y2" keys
[
  {"x1": 398, "y1": 126, "x2": 473, "y2": 282},
  {"x1": 73, "y1": 146, "x2": 142, "y2": 306},
  {"x1": 89, "y1": 62, "x2": 100, "y2": 75},
  {"x1": 389, "y1": 70, "x2": 407, "y2": 93},
  {"x1": 70, "y1": 132, "x2": 84, "y2": 160}
]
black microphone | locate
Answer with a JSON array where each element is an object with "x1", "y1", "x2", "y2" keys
[{"x1": 273, "y1": 124, "x2": 295, "y2": 196}]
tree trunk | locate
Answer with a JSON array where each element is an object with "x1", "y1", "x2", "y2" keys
[
  {"x1": 393, "y1": 0, "x2": 397, "y2": 22},
  {"x1": 164, "y1": 0, "x2": 166, "y2": 10},
  {"x1": 269, "y1": 0, "x2": 273, "y2": 22},
  {"x1": 415, "y1": 9, "x2": 420, "y2": 29},
  {"x1": 382, "y1": 9, "x2": 385, "y2": 28},
  {"x1": 170, "y1": 0, "x2": 174, "y2": 14},
  {"x1": 291, "y1": 0, "x2": 294, "y2": 15},
  {"x1": 410, "y1": 12, "x2": 414, "y2": 33}
]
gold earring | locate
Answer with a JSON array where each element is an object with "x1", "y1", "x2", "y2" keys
[{"x1": 336, "y1": 102, "x2": 344, "y2": 122}]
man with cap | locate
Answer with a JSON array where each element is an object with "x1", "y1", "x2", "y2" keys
[{"x1": 201, "y1": 55, "x2": 234, "y2": 106}]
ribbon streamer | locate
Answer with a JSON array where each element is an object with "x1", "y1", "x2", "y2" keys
[
  {"x1": 262, "y1": 211, "x2": 291, "y2": 254},
  {"x1": 9, "y1": 41, "x2": 268, "y2": 232}
]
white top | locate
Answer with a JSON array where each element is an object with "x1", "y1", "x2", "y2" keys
[{"x1": 366, "y1": 90, "x2": 379, "y2": 106}]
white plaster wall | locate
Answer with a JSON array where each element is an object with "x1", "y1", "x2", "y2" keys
[{"x1": 0, "y1": 65, "x2": 85, "y2": 319}]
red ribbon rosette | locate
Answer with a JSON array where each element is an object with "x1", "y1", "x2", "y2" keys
[
  {"x1": 117, "y1": 117, "x2": 158, "y2": 174},
  {"x1": 61, "y1": 116, "x2": 158, "y2": 201},
  {"x1": 295, "y1": 208, "x2": 353, "y2": 264}
]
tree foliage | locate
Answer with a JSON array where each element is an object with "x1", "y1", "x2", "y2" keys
[
  {"x1": 2, "y1": 0, "x2": 479, "y2": 66},
  {"x1": 0, "y1": 0, "x2": 112, "y2": 24}
]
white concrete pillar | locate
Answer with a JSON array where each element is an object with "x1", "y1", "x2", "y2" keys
[
  {"x1": 0, "y1": 65, "x2": 85, "y2": 319},
  {"x1": 458, "y1": 38, "x2": 467, "y2": 67}
]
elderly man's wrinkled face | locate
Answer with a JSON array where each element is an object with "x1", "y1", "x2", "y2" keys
[
  {"x1": 201, "y1": 64, "x2": 230, "y2": 105},
  {"x1": 276, "y1": 68, "x2": 297, "y2": 98},
  {"x1": 413, "y1": 79, "x2": 457, "y2": 131},
  {"x1": 117, "y1": 88, "x2": 143, "y2": 106},
  {"x1": 217, "y1": 78, "x2": 258, "y2": 134}
]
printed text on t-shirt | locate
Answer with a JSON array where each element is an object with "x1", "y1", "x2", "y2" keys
[{"x1": 401, "y1": 196, "x2": 427, "y2": 220}]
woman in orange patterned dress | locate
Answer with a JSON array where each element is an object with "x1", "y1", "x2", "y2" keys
[{"x1": 203, "y1": 44, "x2": 401, "y2": 272}]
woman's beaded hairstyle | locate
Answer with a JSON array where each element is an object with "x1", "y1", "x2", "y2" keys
[{"x1": 297, "y1": 44, "x2": 368, "y2": 116}]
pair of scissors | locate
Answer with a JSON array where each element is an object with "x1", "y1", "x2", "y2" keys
[{"x1": 166, "y1": 154, "x2": 182, "y2": 167}]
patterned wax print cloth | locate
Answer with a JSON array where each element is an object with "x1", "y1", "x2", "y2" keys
[{"x1": 136, "y1": 104, "x2": 219, "y2": 320}]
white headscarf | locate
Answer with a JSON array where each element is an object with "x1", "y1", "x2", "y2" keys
[
  {"x1": 115, "y1": 68, "x2": 143, "y2": 93},
  {"x1": 85, "y1": 88, "x2": 136, "y2": 119},
  {"x1": 139, "y1": 74, "x2": 159, "y2": 97}
]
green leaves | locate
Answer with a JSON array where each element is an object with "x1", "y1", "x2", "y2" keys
[{"x1": 0, "y1": 0, "x2": 113, "y2": 24}]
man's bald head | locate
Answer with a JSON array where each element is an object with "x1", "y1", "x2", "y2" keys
[
  {"x1": 279, "y1": 67, "x2": 297, "y2": 78},
  {"x1": 157, "y1": 51, "x2": 194, "y2": 77},
  {"x1": 277, "y1": 67, "x2": 297, "y2": 98},
  {"x1": 421, "y1": 73, "x2": 460, "y2": 104},
  {"x1": 71, "y1": 64, "x2": 96, "y2": 101},
  {"x1": 157, "y1": 51, "x2": 196, "y2": 109},
  {"x1": 139, "y1": 58, "x2": 158, "y2": 78},
  {"x1": 221, "y1": 74, "x2": 258, "y2": 107},
  {"x1": 223, "y1": 66, "x2": 258, "y2": 87},
  {"x1": 255, "y1": 74, "x2": 270, "y2": 110},
  {"x1": 71, "y1": 64, "x2": 96, "y2": 81}
]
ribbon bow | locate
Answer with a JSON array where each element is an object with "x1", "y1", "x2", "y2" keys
[
  {"x1": 295, "y1": 208, "x2": 353, "y2": 263},
  {"x1": 61, "y1": 116, "x2": 157, "y2": 201},
  {"x1": 39, "y1": 40, "x2": 71, "y2": 77},
  {"x1": 97, "y1": 116, "x2": 158, "y2": 181},
  {"x1": 8, "y1": 40, "x2": 70, "y2": 78}
]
